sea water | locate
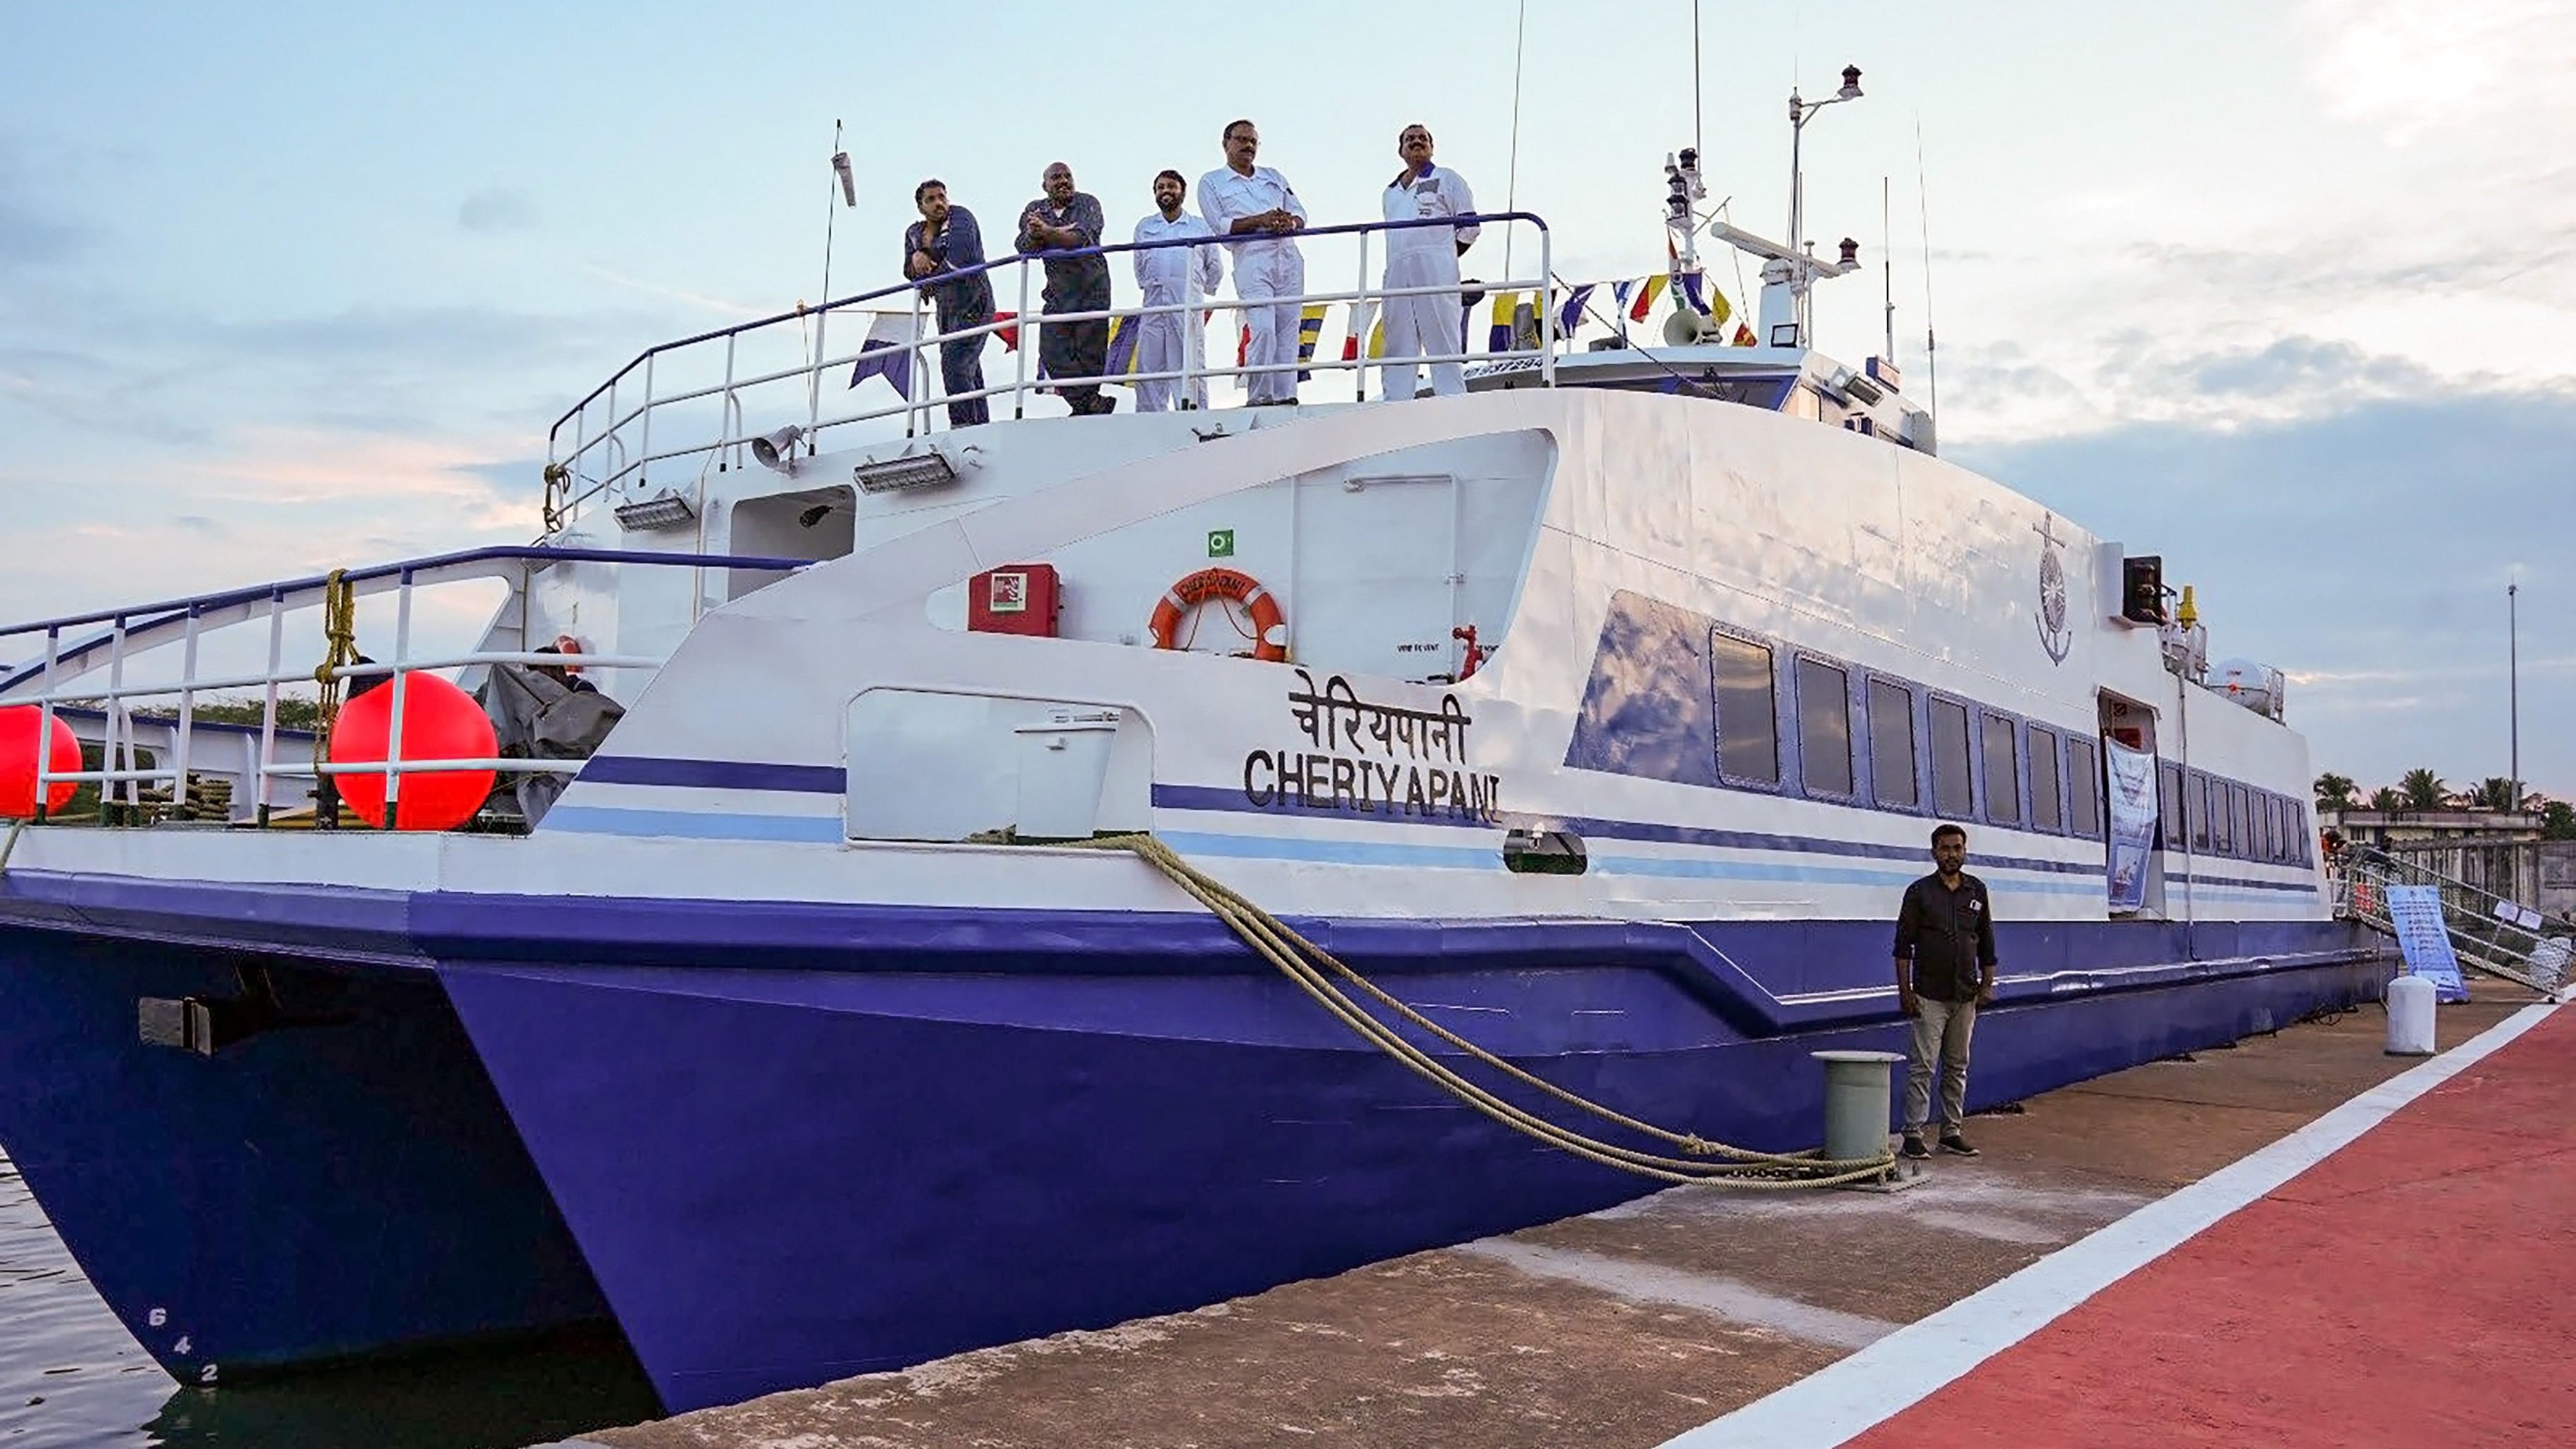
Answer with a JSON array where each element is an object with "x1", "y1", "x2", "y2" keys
[{"x1": 0, "y1": 1149, "x2": 660, "y2": 1448}]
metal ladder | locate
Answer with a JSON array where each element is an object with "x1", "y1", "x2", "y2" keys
[{"x1": 2334, "y1": 845, "x2": 2575, "y2": 994}]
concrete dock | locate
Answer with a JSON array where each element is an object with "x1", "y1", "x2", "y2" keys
[{"x1": 566, "y1": 980, "x2": 2555, "y2": 1449}]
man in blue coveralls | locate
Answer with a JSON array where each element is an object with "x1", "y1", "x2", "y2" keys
[
  {"x1": 1018, "y1": 162, "x2": 1115, "y2": 415},
  {"x1": 902, "y1": 179, "x2": 995, "y2": 428}
]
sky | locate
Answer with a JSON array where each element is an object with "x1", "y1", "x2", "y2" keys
[{"x1": 2, "y1": 0, "x2": 2571, "y2": 796}]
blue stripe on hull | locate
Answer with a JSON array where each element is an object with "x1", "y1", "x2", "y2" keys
[
  {"x1": 0, "y1": 927, "x2": 616, "y2": 1381},
  {"x1": 433, "y1": 912, "x2": 2378, "y2": 1412}
]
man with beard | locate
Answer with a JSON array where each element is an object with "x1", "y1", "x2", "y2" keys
[
  {"x1": 1129, "y1": 169, "x2": 1224, "y2": 412},
  {"x1": 1016, "y1": 161, "x2": 1115, "y2": 415},
  {"x1": 901, "y1": 179, "x2": 995, "y2": 427},
  {"x1": 1198, "y1": 119, "x2": 1307, "y2": 405}
]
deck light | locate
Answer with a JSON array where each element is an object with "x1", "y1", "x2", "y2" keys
[
  {"x1": 613, "y1": 489, "x2": 697, "y2": 532},
  {"x1": 751, "y1": 426, "x2": 806, "y2": 473},
  {"x1": 851, "y1": 451, "x2": 958, "y2": 495}
]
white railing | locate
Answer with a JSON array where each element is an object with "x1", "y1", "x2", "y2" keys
[
  {"x1": 0, "y1": 546, "x2": 804, "y2": 827},
  {"x1": 544, "y1": 212, "x2": 1559, "y2": 527}
]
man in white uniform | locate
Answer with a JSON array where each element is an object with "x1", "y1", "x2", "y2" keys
[
  {"x1": 1198, "y1": 119, "x2": 1307, "y2": 405},
  {"x1": 1131, "y1": 169, "x2": 1224, "y2": 412},
  {"x1": 1379, "y1": 124, "x2": 1479, "y2": 400}
]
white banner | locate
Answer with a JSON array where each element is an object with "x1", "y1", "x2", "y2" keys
[{"x1": 2104, "y1": 740, "x2": 2159, "y2": 914}]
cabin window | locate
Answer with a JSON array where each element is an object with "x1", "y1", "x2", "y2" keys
[
  {"x1": 2192, "y1": 773, "x2": 2214, "y2": 852},
  {"x1": 1710, "y1": 631, "x2": 1780, "y2": 785},
  {"x1": 2287, "y1": 801, "x2": 2309, "y2": 864},
  {"x1": 2230, "y1": 785, "x2": 2252, "y2": 860},
  {"x1": 1795, "y1": 657, "x2": 1854, "y2": 797},
  {"x1": 2210, "y1": 777, "x2": 2232, "y2": 855},
  {"x1": 2029, "y1": 725, "x2": 2063, "y2": 832},
  {"x1": 2269, "y1": 794, "x2": 2286, "y2": 861},
  {"x1": 1868, "y1": 679, "x2": 1918, "y2": 809},
  {"x1": 2069, "y1": 737, "x2": 2102, "y2": 840},
  {"x1": 1981, "y1": 712, "x2": 2022, "y2": 826},
  {"x1": 1930, "y1": 698, "x2": 1974, "y2": 819},
  {"x1": 2159, "y1": 760, "x2": 2184, "y2": 849}
]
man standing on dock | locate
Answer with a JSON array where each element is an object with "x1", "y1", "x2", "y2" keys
[
  {"x1": 1893, "y1": 823, "x2": 1996, "y2": 1159},
  {"x1": 1199, "y1": 120, "x2": 1307, "y2": 405}
]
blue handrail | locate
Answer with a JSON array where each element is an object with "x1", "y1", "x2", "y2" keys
[{"x1": 545, "y1": 210, "x2": 1551, "y2": 451}]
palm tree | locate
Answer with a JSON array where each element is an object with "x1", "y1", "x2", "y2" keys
[
  {"x1": 2314, "y1": 773, "x2": 2358, "y2": 812},
  {"x1": 2467, "y1": 777, "x2": 2523, "y2": 811},
  {"x1": 2398, "y1": 769, "x2": 2446, "y2": 812},
  {"x1": 2369, "y1": 787, "x2": 2405, "y2": 813}
]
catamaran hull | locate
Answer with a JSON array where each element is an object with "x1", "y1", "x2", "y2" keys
[
  {"x1": 0, "y1": 922, "x2": 616, "y2": 1387},
  {"x1": 424, "y1": 901, "x2": 2378, "y2": 1412}
]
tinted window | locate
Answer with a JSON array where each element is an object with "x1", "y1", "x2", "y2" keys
[
  {"x1": 1981, "y1": 713, "x2": 2021, "y2": 825},
  {"x1": 2286, "y1": 801, "x2": 2308, "y2": 864},
  {"x1": 1710, "y1": 632, "x2": 1779, "y2": 785},
  {"x1": 2159, "y1": 761, "x2": 2184, "y2": 848},
  {"x1": 2192, "y1": 773, "x2": 2213, "y2": 851},
  {"x1": 2265, "y1": 796, "x2": 2283, "y2": 861},
  {"x1": 1868, "y1": 679, "x2": 1917, "y2": 809},
  {"x1": 1795, "y1": 658, "x2": 1854, "y2": 797},
  {"x1": 2210, "y1": 778, "x2": 2231, "y2": 855},
  {"x1": 2070, "y1": 737, "x2": 2103, "y2": 839},
  {"x1": 1931, "y1": 698, "x2": 1973, "y2": 819},
  {"x1": 2029, "y1": 726, "x2": 2063, "y2": 831},
  {"x1": 2231, "y1": 785, "x2": 2252, "y2": 859}
]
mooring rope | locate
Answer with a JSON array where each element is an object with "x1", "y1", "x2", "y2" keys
[
  {"x1": 1063, "y1": 833, "x2": 1894, "y2": 1189},
  {"x1": 308, "y1": 570, "x2": 360, "y2": 805}
]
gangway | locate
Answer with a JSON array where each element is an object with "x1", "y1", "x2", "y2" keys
[{"x1": 2334, "y1": 845, "x2": 2575, "y2": 995}]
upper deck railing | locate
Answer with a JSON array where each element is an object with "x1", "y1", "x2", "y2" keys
[{"x1": 543, "y1": 212, "x2": 1558, "y2": 527}]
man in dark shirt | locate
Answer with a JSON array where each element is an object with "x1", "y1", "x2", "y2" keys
[
  {"x1": 902, "y1": 179, "x2": 995, "y2": 429},
  {"x1": 1892, "y1": 823, "x2": 1998, "y2": 1159},
  {"x1": 1017, "y1": 162, "x2": 1115, "y2": 416}
]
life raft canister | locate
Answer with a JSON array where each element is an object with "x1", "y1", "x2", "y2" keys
[{"x1": 1147, "y1": 567, "x2": 1288, "y2": 662}]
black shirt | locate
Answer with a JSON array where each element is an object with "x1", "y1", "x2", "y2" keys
[{"x1": 1893, "y1": 871, "x2": 1998, "y2": 1002}]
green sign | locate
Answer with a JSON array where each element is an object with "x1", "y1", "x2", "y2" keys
[{"x1": 1207, "y1": 529, "x2": 1235, "y2": 558}]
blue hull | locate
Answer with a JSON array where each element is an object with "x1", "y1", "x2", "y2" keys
[
  {"x1": 0, "y1": 920, "x2": 615, "y2": 1385},
  {"x1": 419, "y1": 897, "x2": 2379, "y2": 1412}
]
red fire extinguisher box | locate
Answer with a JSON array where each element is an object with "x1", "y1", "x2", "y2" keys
[{"x1": 967, "y1": 564, "x2": 1061, "y2": 636}]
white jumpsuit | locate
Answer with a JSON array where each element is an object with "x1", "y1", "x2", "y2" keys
[
  {"x1": 1378, "y1": 165, "x2": 1479, "y2": 399},
  {"x1": 1131, "y1": 210, "x2": 1224, "y2": 412},
  {"x1": 1197, "y1": 165, "x2": 1308, "y2": 404}
]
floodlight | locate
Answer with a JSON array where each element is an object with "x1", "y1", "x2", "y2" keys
[{"x1": 614, "y1": 489, "x2": 696, "y2": 532}]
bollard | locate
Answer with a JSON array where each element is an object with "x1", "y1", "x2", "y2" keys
[
  {"x1": 2385, "y1": 973, "x2": 2437, "y2": 1056},
  {"x1": 1812, "y1": 1049, "x2": 1909, "y2": 1165}
]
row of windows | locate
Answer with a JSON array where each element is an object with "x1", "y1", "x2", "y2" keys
[
  {"x1": 2155, "y1": 761, "x2": 2313, "y2": 869},
  {"x1": 1702, "y1": 624, "x2": 2304, "y2": 866}
]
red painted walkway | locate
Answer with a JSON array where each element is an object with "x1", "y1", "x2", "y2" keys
[{"x1": 1849, "y1": 1006, "x2": 2576, "y2": 1448}]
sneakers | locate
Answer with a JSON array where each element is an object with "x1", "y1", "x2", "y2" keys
[
  {"x1": 1899, "y1": 1133, "x2": 1931, "y2": 1160},
  {"x1": 1939, "y1": 1131, "x2": 1980, "y2": 1157}
]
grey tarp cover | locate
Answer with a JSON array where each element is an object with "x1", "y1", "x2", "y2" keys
[{"x1": 481, "y1": 662, "x2": 624, "y2": 826}]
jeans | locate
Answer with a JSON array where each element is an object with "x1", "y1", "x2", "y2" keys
[{"x1": 1904, "y1": 995, "x2": 1976, "y2": 1132}]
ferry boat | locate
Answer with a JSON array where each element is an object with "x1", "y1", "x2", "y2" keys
[{"x1": 0, "y1": 115, "x2": 2369, "y2": 1414}]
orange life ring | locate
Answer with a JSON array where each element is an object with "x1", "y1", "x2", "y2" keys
[{"x1": 1149, "y1": 567, "x2": 1288, "y2": 662}]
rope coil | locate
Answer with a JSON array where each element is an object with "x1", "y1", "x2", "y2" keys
[{"x1": 1067, "y1": 833, "x2": 1894, "y2": 1189}]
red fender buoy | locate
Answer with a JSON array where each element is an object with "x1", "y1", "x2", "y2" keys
[
  {"x1": 0, "y1": 705, "x2": 80, "y2": 818},
  {"x1": 328, "y1": 672, "x2": 498, "y2": 831}
]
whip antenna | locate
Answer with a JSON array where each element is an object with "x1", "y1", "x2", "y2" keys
[
  {"x1": 1503, "y1": 0, "x2": 1527, "y2": 278},
  {"x1": 1914, "y1": 119, "x2": 1938, "y2": 434}
]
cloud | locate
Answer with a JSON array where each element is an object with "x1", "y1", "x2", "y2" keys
[
  {"x1": 458, "y1": 186, "x2": 537, "y2": 232},
  {"x1": 2298, "y1": 0, "x2": 2576, "y2": 144},
  {"x1": 1952, "y1": 383, "x2": 2576, "y2": 792}
]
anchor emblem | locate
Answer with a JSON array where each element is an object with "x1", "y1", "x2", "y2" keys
[{"x1": 2034, "y1": 512, "x2": 2072, "y2": 665}]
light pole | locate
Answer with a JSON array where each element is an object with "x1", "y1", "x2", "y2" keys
[
  {"x1": 2509, "y1": 579, "x2": 2521, "y2": 814},
  {"x1": 1787, "y1": 64, "x2": 1864, "y2": 347}
]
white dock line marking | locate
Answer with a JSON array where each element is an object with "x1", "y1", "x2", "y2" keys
[
  {"x1": 1457, "y1": 1240, "x2": 1902, "y2": 1351},
  {"x1": 1653, "y1": 1000, "x2": 2562, "y2": 1449}
]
